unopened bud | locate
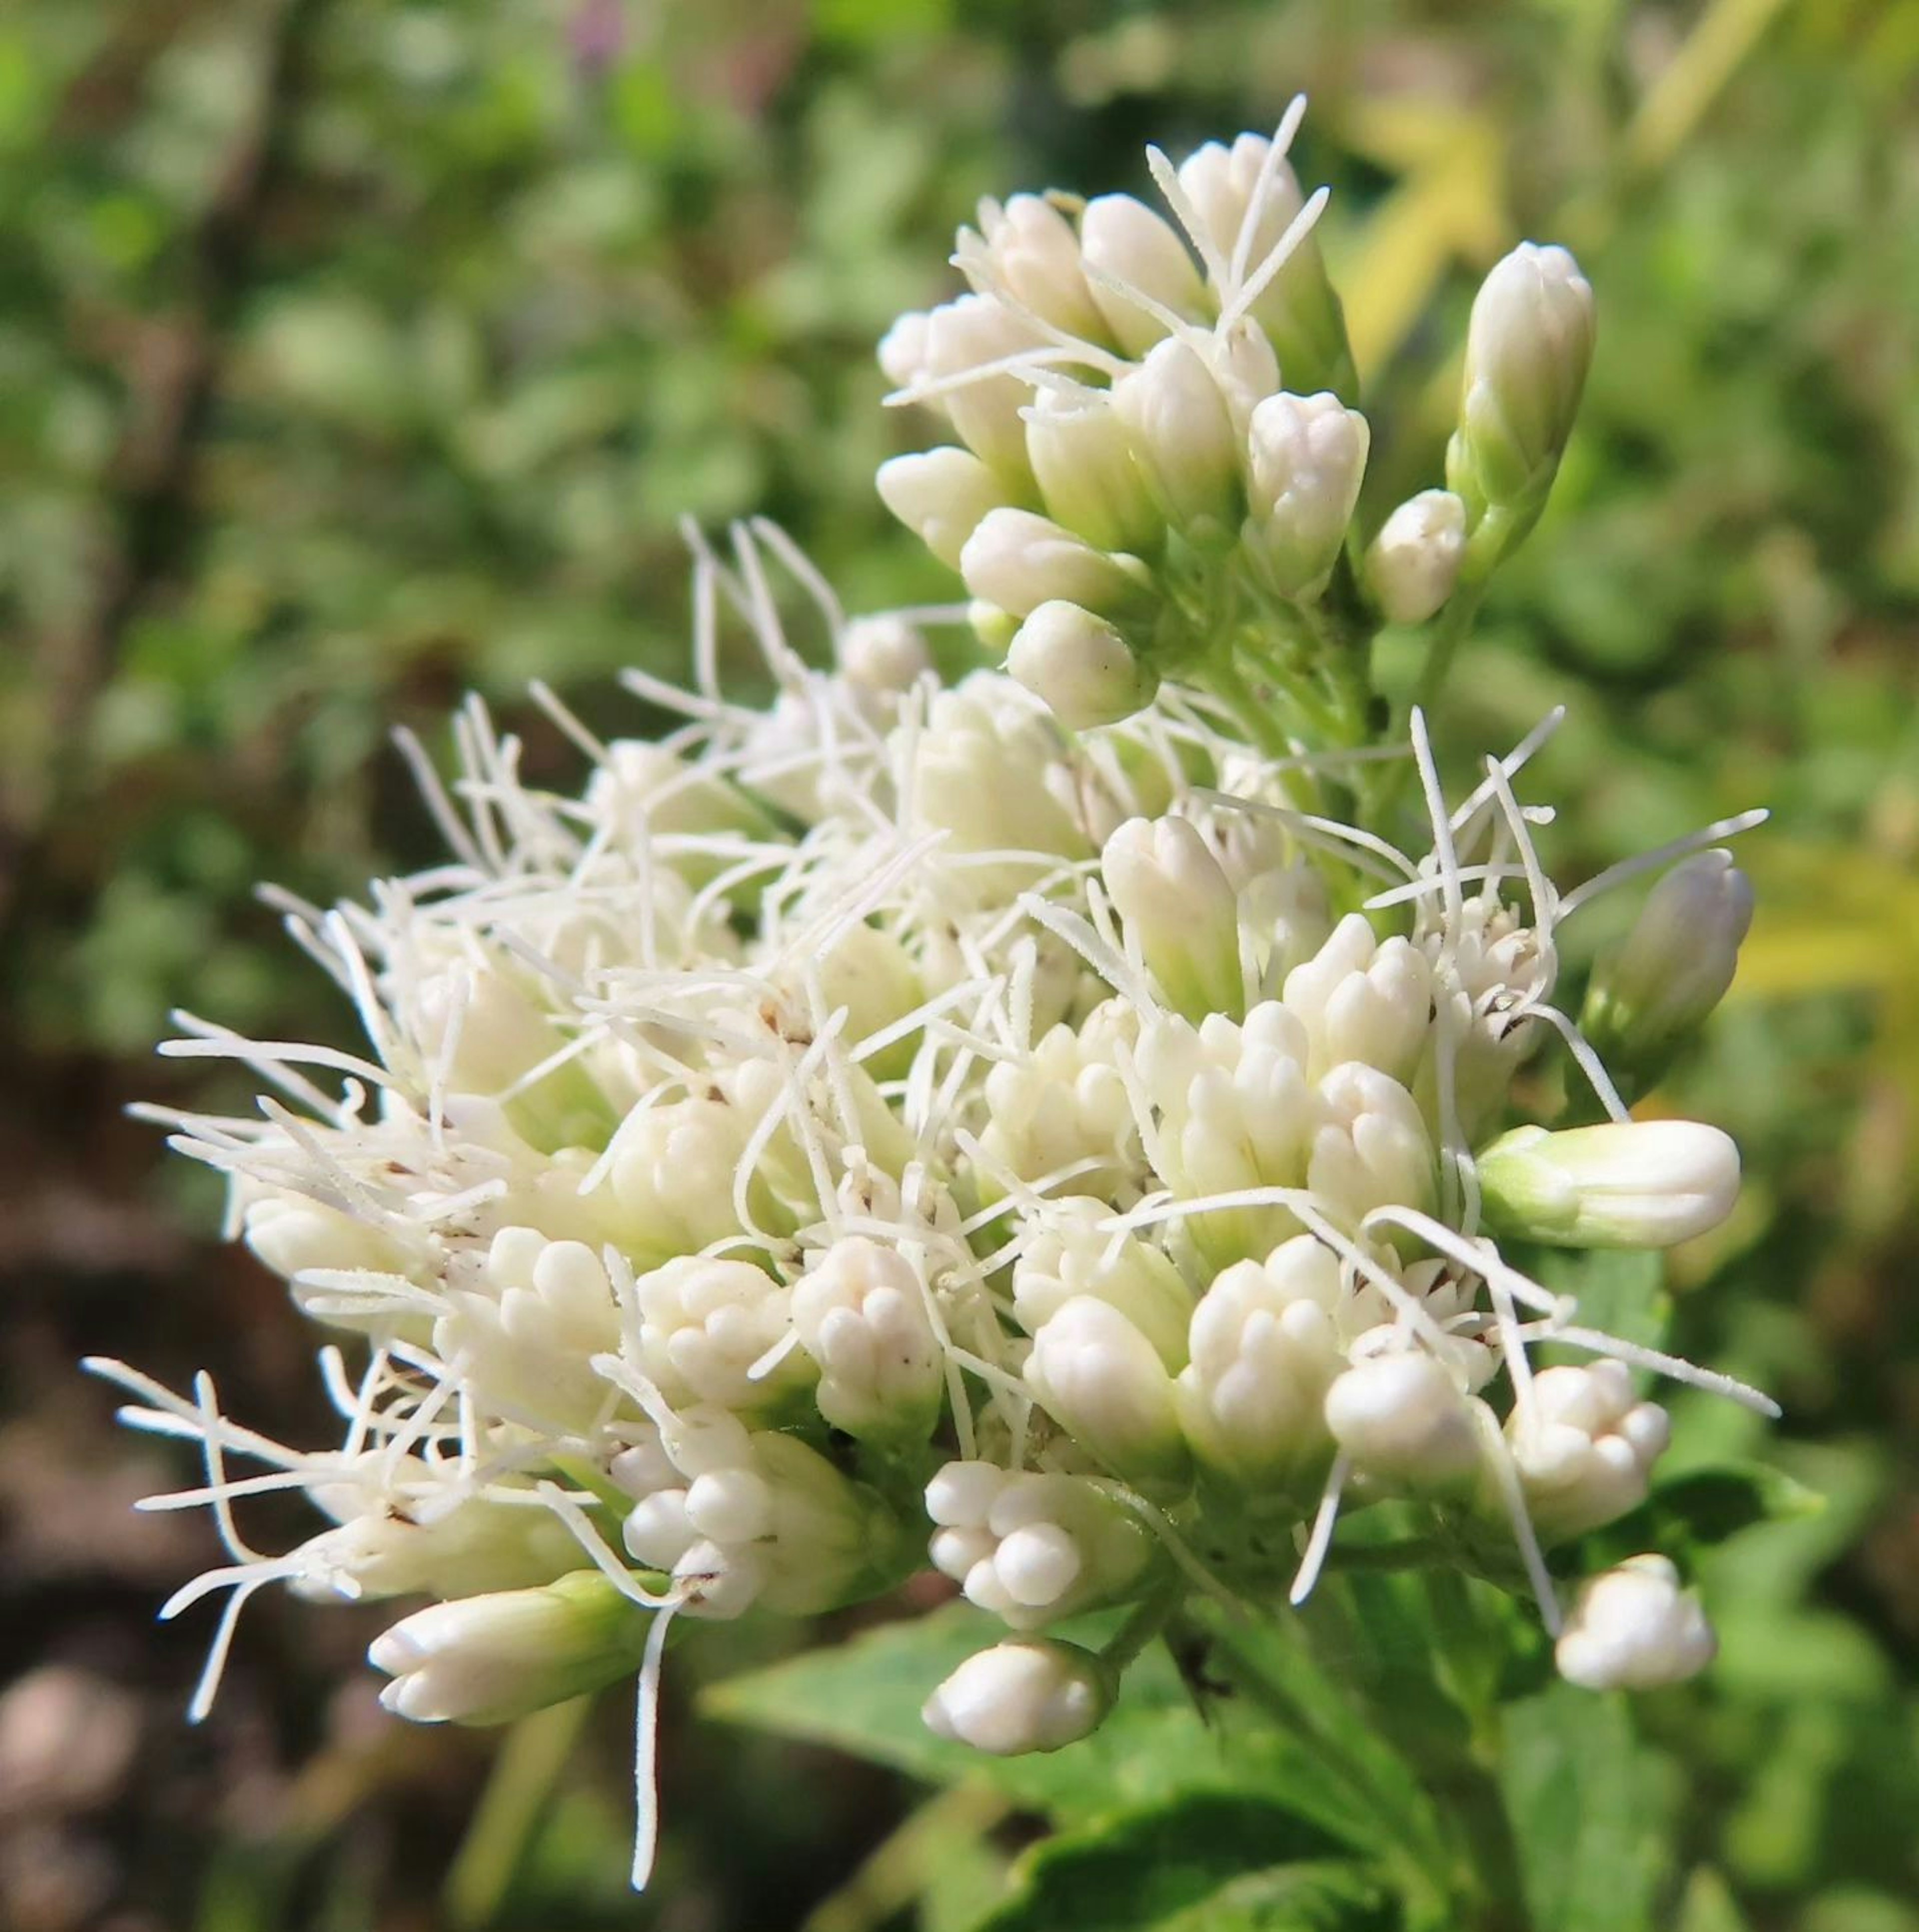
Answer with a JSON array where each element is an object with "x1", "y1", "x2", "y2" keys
[
  {"x1": 877, "y1": 447, "x2": 1006, "y2": 570},
  {"x1": 1101, "y1": 815, "x2": 1243, "y2": 1020},
  {"x1": 1509, "y1": 1361, "x2": 1671, "y2": 1541},
  {"x1": 368, "y1": 1572, "x2": 646, "y2": 1726},
  {"x1": 1366, "y1": 489, "x2": 1467, "y2": 624},
  {"x1": 1006, "y1": 601, "x2": 1158, "y2": 730},
  {"x1": 1109, "y1": 338, "x2": 1241, "y2": 542},
  {"x1": 923, "y1": 1639, "x2": 1113, "y2": 1754},
  {"x1": 1026, "y1": 1296, "x2": 1189, "y2": 1484},
  {"x1": 964, "y1": 194, "x2": 1107, "y2": 343},
  {"x1": 1012, "y1": 1198, "x2": 1192, "y2": 1370},
  {"x1": 1582, "y1": 851, "x2": 1754, "y2": 1074},
  {"x1": 1324, "y1": 1351, "x2": 1484, "y2": 1492},
  {"x1": 1078, "y1": 194, "x2": 1207, "y2": 355},
  {"x1": 1476, "y1": 1121, "x2": 1740, "y2": 1250},
  {"x1": 960, "y1": 509, "x2": 1154, "y2": 625},
  {"x1": 1556, "y1": 1554, "x2": 1715, "y2": 1691},
  {"x1": 1243, "y1": 391, "x2": 1369, "y2": 599},
  {"x1": 792, "y1": 1237, "x2": 942, "y2": 1442},
  {"x1": 1024, "y1": 390, "x2": 1161, "y2": 556},
  {"x1": 922, "y1": 296, "x2": 1046, "y2": 489},
  {"x1": 1447, "y1": 242, "x2": 1595, "y2": 538}
]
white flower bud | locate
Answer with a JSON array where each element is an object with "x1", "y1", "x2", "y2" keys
[
  {"x1": 1324, "y1": 1351, "x2": 1485, "y2": 1492},
  {"x1": 1582, "y1": 851, "x2": 1754, "y2": 1069},
  {"x1": 1366, "y1": 489, "x2": 1468, "y2": 624},
  {"x1": 1109, "y1": 338, "x2": 1241, "y2": 541},
  {"x1": 877, "y1": 447, "x2": 1006, "y2": 569},
  {"x1": 1101, "y1": 814, "x2": 1243, "y2": 1020},
  {"x1": 1024, "y1": 390, "x2": 1161, "y2": 556},
  {"x1": 368, "y1": 1572, "x2": 646, "y2": 1726},
  {"x1": 243, "y1": 1192, "x2": 410, "y2": 1296},
  {"x1": 1476, "y1": 1121, "x2": 1740, "y2": 1249},
  {"x1": 1243, "y1": 391, "x2": 1370, "y2": 599},
  {"x1": 837, "y1": 614, "x2": 932, "y2": 693},
  {"x1": 1177, "y1": 1238, "x2": 1344, "y2": 1490},
  {"x1": 1006, "y1": 601, "x2": 1158, "y2": 731},
  {"x1": 1282, "y1": 913, "x2": 1432, "y2": 1083},
  {"x1": 1556, "y1": 1555, "x2": 1716, "y2": 1691},
  {"x1": 960, "y1": 509, "x2": 1154, "y2": 625},
  {"x1": 977, "y1": 1006, "x2": 1141, "y2": 1201},
  {"x1": 1510, "y1": 1361, "x2": 1671, "y2": 1541},
  {"x1": 1308, "y1": 1062, "x2": 1435, "y2": 1233},
  {"x1": 965, "y1": 194, "x2": 1108, "y2": 343},
  {"x1": 922, "y1": 296, "x2": 1046, "y2": 488},
  {"x1": 633, "y1": 1256, "x2": 809, "y2": 1411},
  {"x1": 791, "y1": 1237, "x2": 943, "y2": 1442},
  {"x1": 1012, "y1": 1198, "x2": 1191, "y2": 1370},
  {"x1": 1448, "y1": 242, "x2": 1595, "y2": 523},
  {"x1": 878, "y1": 309, "x2": 933, "y2": 390},
  {"x1": 606, "y1": 1096, "x2": 774, "y2": 1259},
  {"x1": 1026, "y1": 1296, "x2": 1189, "y2": 1484},
  {"x1": 1078, "y1": 193, "x2": 1207, "y2": 354},
  {"x1": 923, "y1": 1639, "x2": 1112, "y2": 1755}
]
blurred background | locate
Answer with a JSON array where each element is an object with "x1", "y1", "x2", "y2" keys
[{"x1": 2, "y1": 0, "x2": 1917, "y2": 1927}]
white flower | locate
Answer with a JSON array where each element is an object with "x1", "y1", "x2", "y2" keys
[
  {"x1": 1024, "y1": 389, "x2": 1162, "y2": 557},
  {"x1": 1476, "y1": 1121, "x2": 1740, "y2": 1249},
  {"x1": 1281, "y1": 913, "x2": 1432, "y2": 1084},
  {"x1": 1323, "y1": 1351, "x2": 1487, "y2": 1493},
  {"x1": 1078, "y1": 193, "x2": 1206, "y2": 354},
  {"x1": 960, "y1": 509, "x2": 1154, "y2": 626},
  {"x1": 1101, "y1": 814, "x2": 1243, "y2": 1020},
  {"x1": 792, "y1": 1237, "x2": 942, "y2": 1442},
  {"x1": 1509, "y1": 1361, "x2": 1670, "y2": 1541},
  {"x1": 923, "y1": 1639, "x2": 1112, "y2": 1755},
  {"x1": 962, "y1": 193, "x2": 1108, "y2": 344},
  {"x1": 1555, "y1": 1555, "x2": 1716, "y2": 1691},
  {"x1": 1242, "y1": 391, "x2": 1370, "y2": 599},
  {"x1": 1011, "y1": 1198, "x2": 1191, "y2": 1370},
  {"x1": 1307, "y1": 1062, "x2": 1435, "y2": 1234},
  {"x1": 1109, "y1": 339, "x2": 1242, "y2": 541},
  {"x1": 1026, "y1": 1296, "x2": 1189, "y2": 1485},
  {"x1": 876, "y1": 447, "x2": 1006, "y2": 569},
  {"x1": 1366, "y1": 490, "x2": 1468, "y2": 624},
  {"x1": 1006, "y1": 602, "x2": 1158, "y2": 731},
  {"x1": 369, "y1": 1572, "x2": 647, "y2": 1725},
  {"x1": 632, "y1": 1256, "x2": 808, "y2": 1412},
  {"x1": 918, "y1": 295, "x2": 1048, "y2": 487}
]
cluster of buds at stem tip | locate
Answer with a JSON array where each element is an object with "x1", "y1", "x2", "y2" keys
[
  {"x1": 1581, "y1": 850, "x2": 1754, "y2": 1084},
  {"x1": 1446, "y1": 242, "x2": 1596, "y2": 566}
]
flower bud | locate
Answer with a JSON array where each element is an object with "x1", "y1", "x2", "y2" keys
[
  {"x1": 791, "y1": 1237, "x2": 942, "y2": 1442},
  {"x1": 878, "y1": 309, "x2": 933, "y2": 390},
  {"x1": 1012, "y1": 1198, "x2": 1191, "y2": 1370},
  {"x1": 1078, "y1": 194, "x2": 1207, "y2": 354},
  {"x1": 877, "y1": 447, "x2": 1006, "y2": 570},
  {"x1": 1365, "y1": 489, "x2": 1467, "y2": 624},
  {"x1": 1307, "y1": 1063, "x2": 1435, "y2": 1233},
  {"x1": 960, "y1": 509, "x2": 1154, "y2": 625},
  {"x1": 1109, "y1": 338, "x2": 1241, "y2": 542},
  {"x1": 1324, "y1": 1351, "x2": 1485, "y2": 1492},
  {"x1": 1243, "y1": 391, "x2": 1369, "y2": 599},
  {"x1": 1101, "y1": 814, "x2": 1243, "y2": 1020},
  {"x1": 1476, "y1": 1121, "x2": 1740, "y2": 1249},
  {"x1": 1509, "y1": 1361, "x2": 1671, "y2": 1541},
  {"x1": 1282, "y1": 913, "x2": 1432, "y2": 1084},
  {"x1": 922, "y1": 296, "x2": 1046, "y2": 489},
  {"x1": 1447, "y1": 242, "x2": 1595, "y2": 532},
  {"x1": 1006, "y1": 601, "x2": 1158, "y2": 731},
  {"x1": 368, "y1": 1572, "x2": 647, "y2": 1726},
  {"x1": 923, "y1": 1639, "x2": 1113, "y2": 1755},
  {"x1": 1026, "y1": 1296, "x2": 1189, "y2": 1484},
  {"x1": 837, "y1": 614, "x2": 932, "y2": 693},
  {"x1": 1555, "y1": 1555, "x2": 1716, "y2": 1691},
  {"x1": 964, "y1": 194, "x2": 1107, "y2": 343},
  {"x1": 1024, "y1": 390, "x2": 1161, "y2": 556},
  {"x1": 1581, "y1": 851, "x2": 1754, "y2": 1073},
  {"x1": 1177, "y1": 1238, "x2": 1343, "y2": 1491},
  {"x1": 633, "y1": 1256, "x2": 809, "y2": 1411}
]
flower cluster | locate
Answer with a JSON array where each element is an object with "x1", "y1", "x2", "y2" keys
[{"x1": 94, "y1": 106, "x2": 1771, "y2": 1891}]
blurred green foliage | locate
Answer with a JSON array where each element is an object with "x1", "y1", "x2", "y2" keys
[{"x1": 3, "y1": 0, "x2": 1918, "y2": 1928}]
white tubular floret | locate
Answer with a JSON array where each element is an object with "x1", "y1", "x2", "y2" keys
[
  {"x1": 1012, "y1": 1198, "x2": 1191, "y2": 1370},
  {"x1": 877, "y1": 447, "x2": 1006, "y2": 569},
  {"x1": 1078, "y1": 193, "x2": 1207, "y2": 353},
  {"x1": 1006, "y1": 601, "x2": 1158, "y2": 730},
  {"x1": 1366, "y1": 489, "x2": 1468, "y2": 624},
  {"x1": 964, "y1": 193, "x2": 1108, "y2": 343},
  {"x1": 1242, "y1": 391, "x2": 1370, "y2": 599},
  {"x1": 1323, "y1": 1351, "x2": 1486, "y2": 1493},
  {"x1": 1281, "y1": 912, "x2": 1433, "y2": 1083},
  {"x1": 1476, "y1": 1120, "x2": 1740, "y2": 1249},
  {"x1": 1109, "y1": 338, "x2": 1241, "y2": 542},
  {"x1": 369, "y1": 1572, "x2": 649, "y2": 1726},
  {"x1": 1101, "y1": 814, "x2": 1243, "y2": 1020},
  {"x1": 923, "y1": 1638, "x2": 1113, "y2": 1755},
  {"x1": 918, "y1": 295, "x2": 1047, "y2": 488},
  {"x1": 1026, "y1": 1296, "x2": 1189, "y2": 1485},
  {"x1": 1582, "y1": 850, "x2": 1754, "y2": 1069},
  {"x1": 791, "y1": 1236, "x2": 942, "y2": 1442},
  {"x1": 1176, "y1": 1237, "x2": 1343, "y2": 1491},
  {"x1": 1509, "y1": 1361, "x2": 1670, "y2": 1541},
  {"x1": 632, "y1": 1256, "x2": 808, "y2": 1411},
  {"x1": 1308, "y1": 1063, "x2": 1436, "y2": 1233},
  {"x1": 1024, "y1": 389, "x2": 1162, "y2": 557},
  {"x1": 960, "y1": 509, "x2": 1154, "y2": 625},
  {"x1": 1555, "y1": 1555, "x2": 1716, "y2": 1691}
]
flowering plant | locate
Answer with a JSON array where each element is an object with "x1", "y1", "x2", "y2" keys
[{"x1": 94, "y1": 101, "x2": 1800, "y2": 1930}]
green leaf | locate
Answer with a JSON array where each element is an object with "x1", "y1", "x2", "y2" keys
[
  {"x1": 1582, "y1": 1461, "x2": 1823, "y2": 1569},
  {"x1": 1521, "y1": 1244, "x2": 1672, "y2": 1354},
  {"x1": 968, "y1": 1794, "x2": 1393, "y2": 1932},
  {"x1": 1499, "y1": 1681, "x2": 1666, "y2": 1932},
  {"x1": 704, "y1": 1603, "x2": 1379, "y2": 1846}
]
